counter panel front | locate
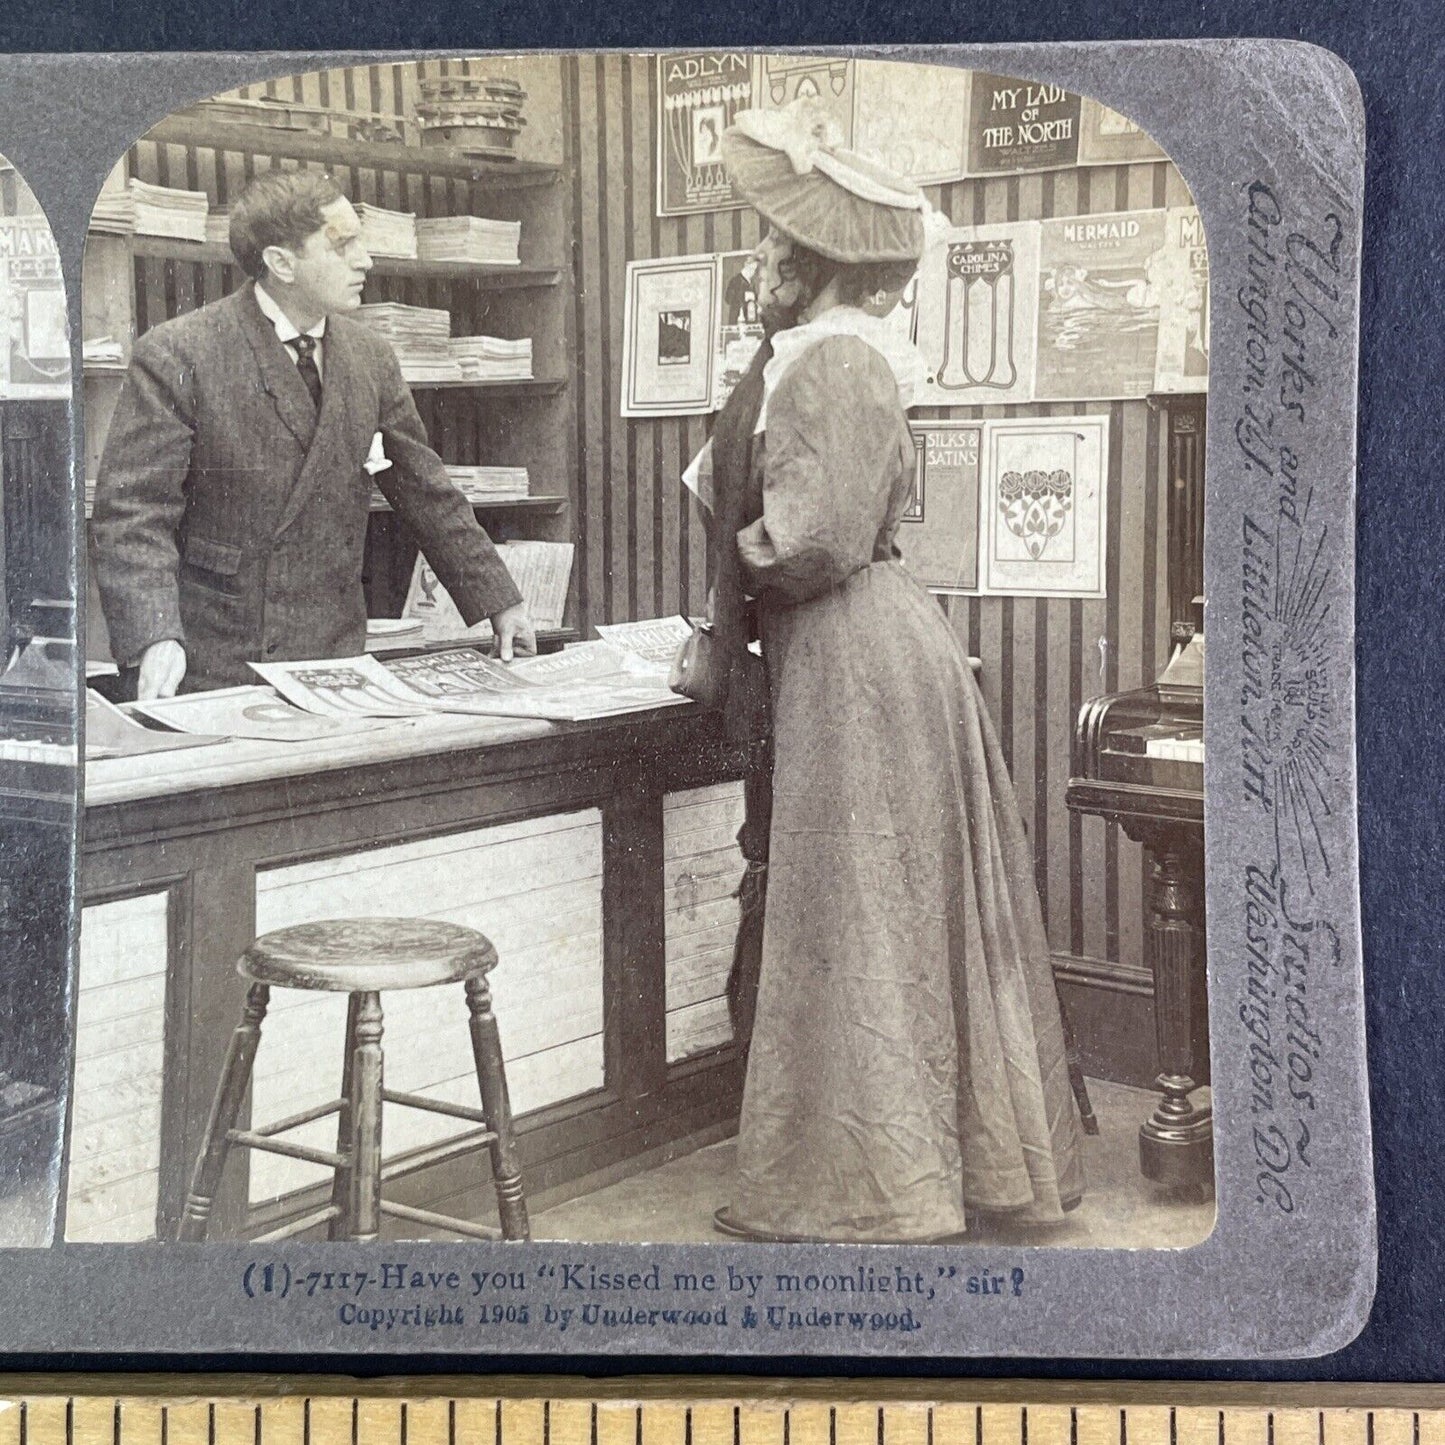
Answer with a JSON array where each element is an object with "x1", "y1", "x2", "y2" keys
[
  {"x1": 67, "y1": 890, "x2": 169, "y2": 1242},
  {"x1": 663, "y1": 783, "x2": 746, "y2": 1063},
  {"x1": 75, "y1": 707, "x2": 758, "y2": 1241}
]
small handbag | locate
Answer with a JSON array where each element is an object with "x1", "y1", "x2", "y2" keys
[{"x1": 668, "y1": 619, "x2": 732, "y2": 710}]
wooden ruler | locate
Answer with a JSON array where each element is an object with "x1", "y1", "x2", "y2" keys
[{"x1": 4, "y1": 1381, "x2": 1445, "y2": 1445}]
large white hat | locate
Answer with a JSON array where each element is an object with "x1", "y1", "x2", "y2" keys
[{"x1": 720, "y1": 102, "x2": 928, "y2": 265}]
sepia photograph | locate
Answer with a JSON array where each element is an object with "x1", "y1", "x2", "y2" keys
[
  {"x1": 53, "y1": 52, "x2": 1214, "y2": 1252},
  {"x1": 0, "y1": 38, "x2": 1376, "y2": 1359}
]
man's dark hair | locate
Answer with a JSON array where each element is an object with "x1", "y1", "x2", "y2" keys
[{"x1": 228, "y1": 169, "x2": 346, "y2": 281}]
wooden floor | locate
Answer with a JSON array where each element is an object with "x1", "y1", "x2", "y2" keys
[{"x1": 526, "y1": 1078, "x2": 1215, "y2": 1250}]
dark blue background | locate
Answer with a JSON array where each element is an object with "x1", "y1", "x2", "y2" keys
[{"x1": 4, "y1": 0, "x2": 1440, "y2": 1383}]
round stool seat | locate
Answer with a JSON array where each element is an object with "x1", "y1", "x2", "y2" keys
[{"x1": 238, "y1": 918, "x2": 499, "y2": 992}]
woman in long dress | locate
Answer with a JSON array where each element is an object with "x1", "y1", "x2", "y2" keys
[{"x1": 710, "y1": 107, "x2": 1085, "y2": 1243}]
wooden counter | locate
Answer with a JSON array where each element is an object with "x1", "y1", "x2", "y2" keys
[{"x1": 75, "y1": 702, "x2": 760, "y2": 1243}]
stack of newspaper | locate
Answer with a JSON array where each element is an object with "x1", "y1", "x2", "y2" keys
[
  {"x1": 415, "y1": 216, "x2": 522, "y2": 266},
  {"x1": 445, "y1": 465, "x2": 531, "y2": 501},
  {"x1": 126, "y1": 180, "x2": 211, "y2": 242},
  {"x1": 449, "y1": 335, "x2": 532, "y2": 381},
  {"x1": 90, "y1": 190, "x2": 136, "y2": 234},
  {"x1": 355, "y1": 302, "x2": 460, "y2": 382},
  {"x1": 355, "y1": 203, "x2": 418, "y2": 260},
  {"x1": 204, "y1": 211, "x2": 231, "y2": 247},
  {"x1": 82, "y1": 336, "x2": 126, "y2": 370}
]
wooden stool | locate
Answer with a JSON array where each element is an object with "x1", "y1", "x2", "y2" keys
[{"x1": 176, "y1": 918, "x2": 529, "y2": 1243}]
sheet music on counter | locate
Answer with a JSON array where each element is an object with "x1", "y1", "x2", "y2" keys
[
  {"x1": 595, "y1": 615, "x2": 693, "y2": 667},
  {"x1": 254, "y1": 643, "x2": 687, "y2": 723}
]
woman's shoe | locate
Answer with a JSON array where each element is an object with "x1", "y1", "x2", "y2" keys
[{"x1": 712, "y1": 1206, "x2": 797, "y2": 1242}]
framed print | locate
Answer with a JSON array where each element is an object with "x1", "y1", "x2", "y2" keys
[
  {"x1": 756, "y1": 54, "x2": 855, "y2": 140},
  {"x1": 852, "y1": 57, "x2": 971, "y2": 185},
  {"x1": 621, "y1": 255, "x2": 718, "y2": 416},
  {"x1": 1153, "y1": 205, "x2": 1211, "y2": 393},
  {"x1": 1078, "y1": 96, "x2": 1170, "y2": 166},
  {"x1": 0, "y1": 214, "x2": 69, "y2": 398}
]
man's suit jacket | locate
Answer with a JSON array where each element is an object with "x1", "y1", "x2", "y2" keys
[{"x1": 91, "y1": 282, "x2": 522, "y2": 692}]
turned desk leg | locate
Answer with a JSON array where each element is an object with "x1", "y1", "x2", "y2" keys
[{"x1": 1138, "y1": 830, "x2": 1213, "y2": 1191}]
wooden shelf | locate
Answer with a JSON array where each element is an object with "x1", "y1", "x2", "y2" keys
[
  {"x1": 369, "y1": 495, "x2": 567, "y2": 516},
  {"x1": 86, "y1": 494, "x2": 569, "y2": 521},
  {"x1": 126, "y1": 235, "x2": 560, "y2": 289},
  {"x1": 407, "y1": 376, "x2": 566, "y2": 395},
  {"x1": 145, "y1": 116, "x2": 560, "y2": 189}
]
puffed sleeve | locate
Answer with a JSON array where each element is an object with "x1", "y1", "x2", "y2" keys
[{"x1": 736, "y1": 334, "x2": 910, "y2": 604}]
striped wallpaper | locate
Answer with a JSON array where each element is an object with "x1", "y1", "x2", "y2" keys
[
  {"x1": 102, "y1": 53, "x2": 1200, "y2": 987},
  {"x1": 559, "y1": 54, "x2": 1195, "y2": 983}
]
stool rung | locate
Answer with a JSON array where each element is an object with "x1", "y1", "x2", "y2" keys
[
  {"x1": 227, "y1": 1129, "x2": 346, "y2": 1169},
  {"x1": 251, "y1": 1203, "x2": 343, "y2": 1242},
  {"x1": 378, "y1": 1199, "x2": 503, "y2": 1242},
  {"x1": 381, "y1": 1088, "x2": 494, "y2": 1128},
  {"x1": 249, "y1": 1097, "x2": 344, "y2": 1138}
]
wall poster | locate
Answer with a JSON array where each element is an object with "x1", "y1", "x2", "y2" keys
[
  {"x1": 895, "y1": 423, "x2": 983, "y2": 592},
  {"x1": 914, "y1": 220, "x2": 1040, "y2": 405},
  {"x1": 755, "y1": 54, "x2": 855, "y2": 142},
  {"x1": 714, "y1": 249, "x2": 766, "y2": 411},
  {"x1": 965, "y1": 72, "x2": 1082, "y2": 176},
  {"x1": 1077, "y1": 96, "x2": 1170, "y2": 166},
  {"x1": 1153, "y1": 205, "x2": 1210, "y2": 392},
  {"x1": 655, "y1": 51, "x2": 757, "y2": 218},
  {"x1": 852, "y1": 58, "x2": 970, "y2": 185},
  {"x1": 978, "y1": 416, "x2": 1110, "y2": 597},
  {"x1": 0, "y1": 216, "x2": 69, "y2": 398},
  {"x1": 1034, "y1": 208, "x2": 1169, "y2": 400}
]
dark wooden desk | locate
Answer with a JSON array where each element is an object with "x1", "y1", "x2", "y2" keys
[{"x1": 76, "y1": 703, "x2": 760, "y2": 1242}]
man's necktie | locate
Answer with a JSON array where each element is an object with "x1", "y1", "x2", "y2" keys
[{"x1": 289, "y1": 333, "x2": 323, "y2": 410}]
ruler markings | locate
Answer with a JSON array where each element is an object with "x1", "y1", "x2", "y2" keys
[{"x1": 14, "y1": 1402, "x2": 1445, "y2": 1445}]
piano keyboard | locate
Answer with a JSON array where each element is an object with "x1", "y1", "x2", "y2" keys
[{"x1": 1144, "y1": 735, "x2": 1204, "y2": 763}]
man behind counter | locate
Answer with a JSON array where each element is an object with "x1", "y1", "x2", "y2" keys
[{"x1": 92, "y1": 169, "x2": 534, "y2": 700}]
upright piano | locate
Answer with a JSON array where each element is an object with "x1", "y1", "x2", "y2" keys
[
  {"x1": 1067, "y1": 622, "x2": 1208, "y2": 1190},
  {"x1": 1068, "y1": 391, "x2": 1210, "y2": 1193}
]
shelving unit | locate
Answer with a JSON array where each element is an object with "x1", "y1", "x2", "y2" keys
[
  {"x1": 145, "y1": 115, "x2": 560, "y2": 188},
  {"x1": 81, "y1": 109, "x2": 577, "y2": 663},
  {"x1": 127, "y1": 235, "x2": 561, "y2": 289}
]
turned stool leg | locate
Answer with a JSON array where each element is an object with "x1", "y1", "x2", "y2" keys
[
  {"x1": 177, "y1": 982, "x2": 270, "y2": 1242},
  {"x1": 464, "y1": 974, "x2": 530, "y2": 1240},
  {"x1": 328, "y1": 993, "x2": 362, "y2": 1240},
  {"x1": 345, "y1": 991, "x2": 386, "y2": 1242}
]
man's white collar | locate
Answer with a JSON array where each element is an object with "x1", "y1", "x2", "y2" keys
[{"x1": 255, "y1": 282, "x2": 326, "y2": 343}]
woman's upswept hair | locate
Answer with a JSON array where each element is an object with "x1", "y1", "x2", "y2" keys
[
  {"x1": 778, "y1": 240, "x2": 918, "y2": 309},
  {"x1": 229, "y1": 169, "x2": 346, "y2": 281}
]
